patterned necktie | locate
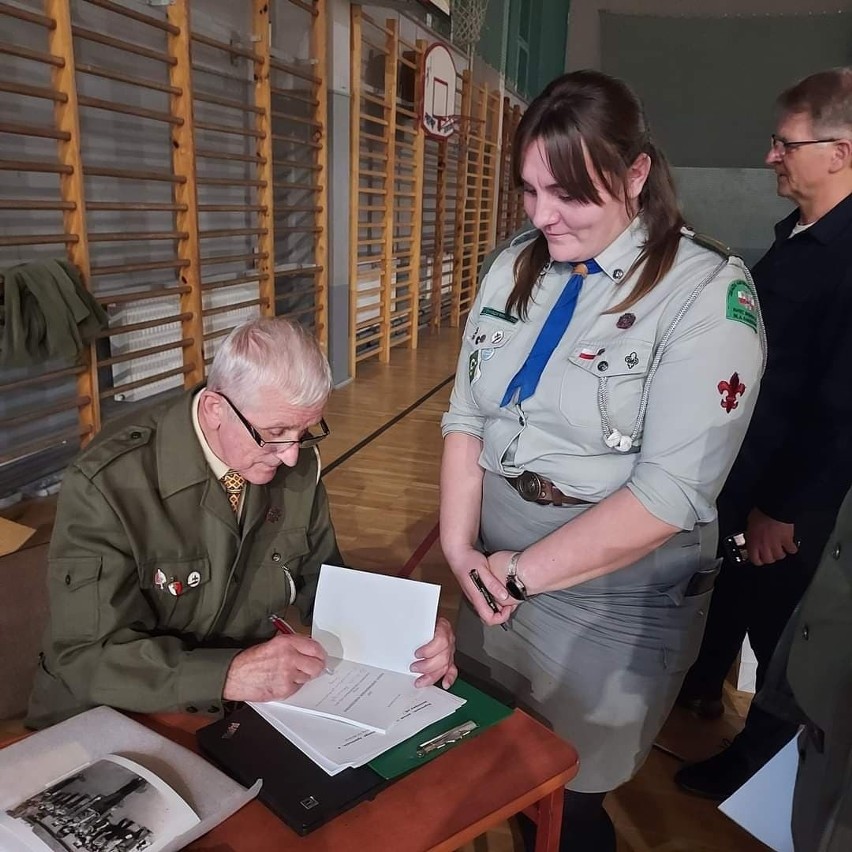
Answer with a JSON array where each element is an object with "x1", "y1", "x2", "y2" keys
[
  {"x1": 501, "y1": 259, "x2": 602, "y2": 407},
  {"x1": 220, "y1": 470, "x2": 245, "y2": 516}
]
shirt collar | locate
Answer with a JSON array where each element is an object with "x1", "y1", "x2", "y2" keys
[
  {"x1": 593, "y1": 217, "x2": 648, "y2": 284},
  {"x1": 775, "y1": 190, "x2": 852, "y2": 245},
  {"x1": 192, "y1": 390, "x2": 231, "y2": 480}
]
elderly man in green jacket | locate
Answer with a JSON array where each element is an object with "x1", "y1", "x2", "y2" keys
[{"x1": 28, "y1": 317, "x2": 456, "y2": 728}]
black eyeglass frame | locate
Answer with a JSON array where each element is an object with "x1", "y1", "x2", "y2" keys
[
  {"x1": 217, "y1": 392, "x2": 329, "y2": 449},
  {"x1": 769, "y1": 133, "x2": 845, "y2": 153}
]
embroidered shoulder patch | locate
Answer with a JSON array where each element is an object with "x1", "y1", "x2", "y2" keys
[
  {"x1": 479, "y1": 306, "x2": 518, "y2": 324},
  {"x1": 725, "y1": 280, "x2": 757, "y2": 332}
]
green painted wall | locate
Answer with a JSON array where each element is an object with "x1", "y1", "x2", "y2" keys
[{"x1": 495, "y1": 0, "x2": 568, "y2": 98}]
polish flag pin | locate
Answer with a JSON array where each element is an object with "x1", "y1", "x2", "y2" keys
[
  {"x1": 167, "y1": 579, "x2": 184, "y2": 597},
  {"x1": 578, "y1": 347, "x2": 598, "y2": 360}
]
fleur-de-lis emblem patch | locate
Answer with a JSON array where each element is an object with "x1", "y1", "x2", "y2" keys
[{"x1": 718, "y1": 372, "x2": 746, "y2": 413}]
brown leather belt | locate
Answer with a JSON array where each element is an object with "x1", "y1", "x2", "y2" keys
[{"x1": 505, "y1": 472, "x2": 592, "y2": 507}]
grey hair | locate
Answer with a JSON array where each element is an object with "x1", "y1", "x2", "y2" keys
[
  {"x1": 777, "y1": 67, "x2": 852, "y2": 137},
  {"x1": 206, "y1": 317, "x2": 332, "y2": 410}
]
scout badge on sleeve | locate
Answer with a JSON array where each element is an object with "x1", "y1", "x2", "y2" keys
[
  {"x1": 718, "y1": 372, "x2": 746, "y2": 412},
  {"x1": 725, "y1": 281, "x2": 758, "y2": 332}
]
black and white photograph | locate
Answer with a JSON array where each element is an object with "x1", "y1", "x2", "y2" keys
[{"x1": 2, "y1": 755, "x2": 198, "y2": 852}]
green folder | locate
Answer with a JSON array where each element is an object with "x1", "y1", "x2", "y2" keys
[{"x1": 367, "y1": 678, "x2": 513, "y2": 780}]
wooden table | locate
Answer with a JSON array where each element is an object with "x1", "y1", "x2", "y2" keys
[{"x1": 141, "y1": 709, "x2": 579, "y2": 852}]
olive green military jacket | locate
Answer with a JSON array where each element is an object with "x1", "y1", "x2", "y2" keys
[
  {"x1": 27, "y1": 389, "x2": 342, "y2": 728},
  {"x1": 786, "y1": 489, "x2": 852, "y2": 852}
]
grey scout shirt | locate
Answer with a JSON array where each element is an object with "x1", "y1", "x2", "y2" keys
[{"x1": 441, "y1": 219, "x2": 766, "y2": 531}]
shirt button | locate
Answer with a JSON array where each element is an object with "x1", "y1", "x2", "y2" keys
[
  {"x1": 832, "y1": 543, "x2": 842, "y2": 560},
  {"x1": 801, "y1": 624, "x2": 810, "y2": 641},
  {"x1": 272, "y1": 552, "x2": 282, "y2": 562},
  {"x1": 186, "y1": 705, "x2": 198, "y2": 713},
  {"x1": 65, "y1": 574, "x2": 71, "y2": 586},
  {"x1": 613, "y1": 268, "x2": 624, "y2": 281},
  {"x1": 207, "y1": 705, "x2": 220, "y2": 714},
  {"x1": 597, "y1": 361, "x2": 609, "y2": 372},
  {"x1": 130, "y1": 431, "x2": 142, "y2": 440}
]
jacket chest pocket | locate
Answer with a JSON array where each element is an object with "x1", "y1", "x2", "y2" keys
[
  {"x1": 242, "y1": 527, "x2": 310, "y2": 623},
  {"x1": 139, "y1": 557, "x2": 211, "y2": 634},
  {"x1": 559, "y1": 339, "x2": 654, "y2": 435}
]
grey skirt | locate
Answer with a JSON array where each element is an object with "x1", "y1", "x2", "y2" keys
[{"x1": 455, "y1": 472, "x2": 719, "y2": 792}]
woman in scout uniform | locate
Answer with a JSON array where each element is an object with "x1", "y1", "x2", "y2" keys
[{"x1": 439, "y1": 70, "x2": 766, "y2": 851}]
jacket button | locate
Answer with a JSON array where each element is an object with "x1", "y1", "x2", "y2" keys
[
  {"x1": 186, "y1": 705, "x2": 198, "y2": 713},
  {"x1": 207, "y1": 705, "x2": 220, "y2": 714},
  {"x1": 130, "y1": 431, "x2": 142, "y2": 440},
  {"x1": 832, "y1": 543, "x2": 842, "y2": 560},
  {"x1": 801, "y1": 624, "x2": 810, "y2": 641},
  {"x1": 271, "y1": 552, "x2": 282, "y2": 562},
  {"x1": 597, "y1": 361, "x2": 609, "y2": 372},
  {"x1": 65, "y1": 574, "x2": 71, "y2": 585}
]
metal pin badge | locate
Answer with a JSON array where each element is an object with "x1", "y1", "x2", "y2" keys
[
  {"x1": 187, "y1": 571, "x2": 201, "y2": 588},
  {"x1": 616, "y1": 312, "x2": 636, "y2": 329},
  {"x1": 153, "y1": 569, "x2": 167, "y2": 590},
  {"x1": 266, "y1": 506, "x2": 281, "y2": 523},
  {"x1": 490, "y1": 329, "x2": 504, "y2": 344},
  {"x1": 167, "y1": 579, "x2": 184, "y2": 597}
]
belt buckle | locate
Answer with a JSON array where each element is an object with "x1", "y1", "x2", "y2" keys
[{"x1": 516, "y1": 471, "x2": 545, "y2": 502}]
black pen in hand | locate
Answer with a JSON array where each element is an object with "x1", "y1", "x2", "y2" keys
[{"x1": 469, "y1": 569, "x2": 509, "y2": 631}]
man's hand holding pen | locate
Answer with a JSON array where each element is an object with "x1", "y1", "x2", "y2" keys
[{"x1": 223, "y1": 625, "x2": 329, "y2": 703}]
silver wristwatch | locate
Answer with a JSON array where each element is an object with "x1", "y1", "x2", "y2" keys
[{"x1": 505, "y1": 551, "x2": 528, "y2": 601}]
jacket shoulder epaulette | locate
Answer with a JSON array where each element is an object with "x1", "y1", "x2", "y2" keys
[
  {"x1": 75, "y1": 426, "x2": 153, "y2": 479},
  {"x1": 680, "y1": 226, "x2": 732, "y2": 259}
]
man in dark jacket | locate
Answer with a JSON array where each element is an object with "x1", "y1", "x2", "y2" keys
[
  {"x1": 676, "y1": 67, "x2": 852, "y2": 797},
  {"x1": 28, "y1": 317, "x2": 456, "y2": 728}
]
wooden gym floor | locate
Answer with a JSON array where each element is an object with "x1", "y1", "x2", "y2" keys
[{"x1": 321, "y1": 326, "x2": 768, "y2": 852}]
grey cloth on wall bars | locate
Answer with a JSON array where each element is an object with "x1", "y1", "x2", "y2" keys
[{"x1": 0, "y1": 259, "x2": 108, "y2": 368}]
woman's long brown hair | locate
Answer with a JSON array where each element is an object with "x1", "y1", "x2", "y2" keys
[{"x1": 506, "y1": 70, "x2": 684, "y2": 320}]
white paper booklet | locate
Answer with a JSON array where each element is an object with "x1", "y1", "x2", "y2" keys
[
  {"x1": 253, "y1": 683, "x2": 465, "y2": 775},
  {"x1": 273, "y1": 565, "x2": 456, "y2": 732},
  {"x1": 249, "y1": 565, "x2": 465, "y2": 771},
  {"x1": 274, "y1": 659, "x2": 452, "y2": 734},
  {"x1": 0, "y1": 753, "x2": 198, "y2": 852}
]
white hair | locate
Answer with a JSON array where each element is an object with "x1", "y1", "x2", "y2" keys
[{"x1": 206, "y1": 317, "x2": 332, "y2": 410}]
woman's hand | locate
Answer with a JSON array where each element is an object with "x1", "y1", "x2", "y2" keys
[
  {"x1": 410, "y1": 616, "x2": 458, "y2": 688},
  {"x1": 446, "y1": 545, "x2": 518, "y2": 627}
]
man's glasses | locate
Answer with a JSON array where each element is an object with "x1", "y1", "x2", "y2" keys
[
  {"x1": 218, "y1": 393, "x2": 329, "y2": 449},
  {"x1": 769, "y1": 134, "x2": 845, "y2": 155}
]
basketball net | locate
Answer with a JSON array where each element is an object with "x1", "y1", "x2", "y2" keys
[{"x1": 452, "y1": 0, "x2": 489, "y2": 62}]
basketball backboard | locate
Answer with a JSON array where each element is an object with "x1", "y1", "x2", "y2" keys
[{"x1": 421, "y1": 43, "x2": 457, "y2": 139}]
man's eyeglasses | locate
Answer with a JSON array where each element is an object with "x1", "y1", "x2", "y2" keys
[
  {"x1": 769, "y1": 134, "x2": 845, "y2": 155},
  {"x1": 218, "y1": 393, "x2": 329, "y2": 449}
]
